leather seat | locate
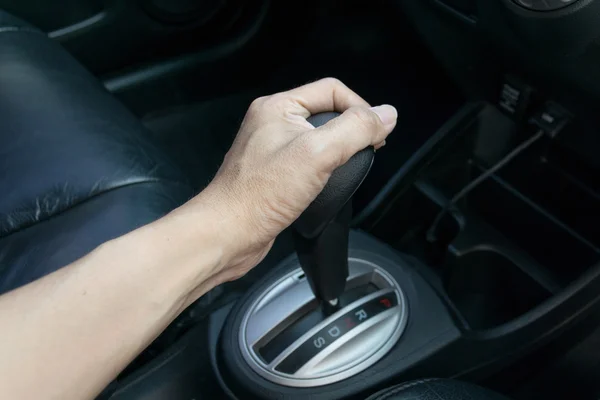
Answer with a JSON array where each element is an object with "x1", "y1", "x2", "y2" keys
[
  {"x1": 366, "y1": 379, "x2": 510, "y2": 400},
  {"x1": 0, "y1": 10, "x2": 193, "y2": 293}
]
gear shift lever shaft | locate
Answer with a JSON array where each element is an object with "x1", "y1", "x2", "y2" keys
[{"x1": 293, "y1": 112, "x2": 374, "y2": 310}]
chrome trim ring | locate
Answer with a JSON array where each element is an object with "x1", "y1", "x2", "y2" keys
[{"x1": 239, "y1": 258, "x2": 408, "y2": 387}]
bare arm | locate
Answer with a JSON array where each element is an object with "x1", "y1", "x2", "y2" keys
[
  {"x1": 0, "y1": 78, "x2": 397, "y2": 400},
  {"x1": 0, "y1": 205, "x2": 226, "y2": 399}
]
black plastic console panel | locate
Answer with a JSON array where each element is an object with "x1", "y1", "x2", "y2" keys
[{"x1": 218, "y1": 231, "x2": 460, "y2": 400}]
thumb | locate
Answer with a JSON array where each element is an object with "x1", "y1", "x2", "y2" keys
[{"x1": 311, "y1": 105, "x2": 397, "y2": 168}]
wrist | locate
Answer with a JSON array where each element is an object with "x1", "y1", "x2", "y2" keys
[
  {"x1": 188, "y1": 182, "x2": 258, "y2": 256},
  {"x1": 185, "y1": 183, "x2": 274, "y2": 284}
]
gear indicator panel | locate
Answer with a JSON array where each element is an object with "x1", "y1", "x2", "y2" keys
[{"x1": 276, "y1": 294, "x2": 398, "y2": 374}]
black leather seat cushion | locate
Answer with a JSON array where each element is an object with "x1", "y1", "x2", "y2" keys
[
  {"x1": 366, "y1": 379, "x2": 510, "y2": 400},
  {"x1": 0, "y1": 10, "x2": 194, "y2": 293}
]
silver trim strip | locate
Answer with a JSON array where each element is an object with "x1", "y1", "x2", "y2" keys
[
  {"x1": 266, "y1": 288, "x2": 395, "y2": 369},
  {"x1": 254, "y1": 273, "x2": 298, "y2": 312},
  {"x1": 247, "y1": 275, "x2": 315, "y2": 346},
  {"x1": 245, "y1": 260, "x2": 376, "y2": 346},
  {"x1": 294, "y1": 307, "x2": 401, "y2": 377}
]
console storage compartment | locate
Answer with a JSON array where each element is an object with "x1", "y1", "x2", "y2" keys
[
  {"x1": 363, "y1": 103, "x2": 600, "y2": 331},
  {"x1": 443, "y1": 248, "x2": 552, "y2": 330}
]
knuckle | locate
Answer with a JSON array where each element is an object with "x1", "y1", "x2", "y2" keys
[
  {"x1": 263, "y1": 93, "x2": 297, "y2": 114},
  {"x1": 248, "y1": 96, "x2": 267, "y2": 114},
  {"x1": 266, "y1": 93, "x2": 293, "y2": 106},
  {"x1": 249, "y1": 96, "x2": 267, "y2": 108},
  {"x1": 263, "y1": 93, "x2": 284, "y2": 105},
  {"x1": 320, "y1": 77, "x2": 343, "y2": 87},
  {"x1": 247, "y1": 93, "x2": 294, "y2": 119},
  {"x1": 346, "y1": 107, "x2": 381, "y2": 128}
]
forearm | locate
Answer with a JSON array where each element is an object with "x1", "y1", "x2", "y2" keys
[
  {"x1": 0, "y1": 202, "x2": 226, "y2": 400},
  {"x1": 0, "y1": 78, "x2": 396, "y2": 400}
]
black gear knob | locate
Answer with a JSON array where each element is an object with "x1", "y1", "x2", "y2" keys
[{"x1": 293, "y1": 112, "x2": 374, "y2": 308}]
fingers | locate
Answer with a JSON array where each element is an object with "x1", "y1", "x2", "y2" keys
[
  {"x1": 311, "y1": 105, "x2": 397, "y2": 168},
  {"x1": 282, "y1": 78, "x2": 371, "y2": 117}
]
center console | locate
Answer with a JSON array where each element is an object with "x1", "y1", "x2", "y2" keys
[
  {"x1": 105, "y1": 97, "x2": 600, "y2": 399},
  {"x1": 220, "y1": 233, "x2": 456, "y2": 398},
  {"x1": 214, "y1": 99, "x2": 600, "y2": 399},
  {"x1": 217, "y1": 113, "x2": 457, "y2": 397}
]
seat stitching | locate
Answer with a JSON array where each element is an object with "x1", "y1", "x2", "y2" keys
[
  {"x1": 428, "y1": 382, "x2": 449, "y2": 400},
  {"x1": 368, "y1": 378, "x2": 441, "y2": 400}
]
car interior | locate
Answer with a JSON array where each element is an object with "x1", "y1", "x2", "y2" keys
[{"x1": 1, "y1": 0, "x2": 600, "y2": 399}]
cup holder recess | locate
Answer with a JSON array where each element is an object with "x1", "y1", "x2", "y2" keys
[{"x1": 443, "y1": 248, "x2": 552, "y2": 330}]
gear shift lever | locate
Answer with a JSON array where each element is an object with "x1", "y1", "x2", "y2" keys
[{"x1": 293, "y1": 112, "x2": 374, "y2": 311}]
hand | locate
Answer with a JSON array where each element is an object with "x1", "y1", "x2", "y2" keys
[{"x1": 192, "y1": 78, "x2": 397, "y2": 285}]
